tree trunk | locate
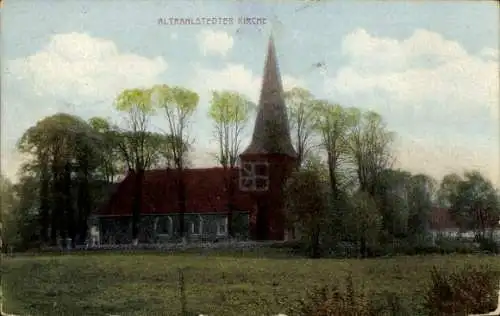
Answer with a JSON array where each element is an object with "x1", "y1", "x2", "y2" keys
[
  {"x1": 77, "y1": 157, "x2": 91, "y2": 244},
  {"x1": 63, "y1": 162, "x2": 74, "y2": 248},
  {"x1": 50, "y1": 161, "x2": 61, "y2": 246},
  {"x1": 360, "y1": 236, "x2": 367, "y2": 258},
  {"x1": 39, "y1": 160, "x2": 50, "y2": 244},
  {"x1": 177, "y1": 172, "x2": 187, "y2": 241},
  {"x1": 226, "y1": 167, "x2": 234, "y2": 238},
  {"x1": 311, "y1": 222, "x2": 321, "y2": 258},
  {"x1": 131, "y1": 168, "x2": 144, "y2": 242}
]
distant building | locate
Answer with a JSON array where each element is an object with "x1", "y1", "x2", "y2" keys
[{"x1": 91, "y1": 35, "x2": 298, "y2": 244}]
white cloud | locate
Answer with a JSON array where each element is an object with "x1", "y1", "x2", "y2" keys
[
  {"x1": 2, "y1": 32, "x2": 169, "y2": 182},
  {"x1": 282, "y1": 75, "x2": 306, "y2": 91},
  {"x1": 197, "y1": 29, "x2": 234, "y2": 57},
  {"x1": 192, "y1": 63, "x2": 260, "y2": 101},
  {"x1": 395, "y1": 136, "x2": 499, "y2": 187},
  {"x1": 6, "y1": 32, "x2": 168, "y2": 105},
  {"x1": 323, "y1": 28, "x2": 499, "y2": 186},
  {"x1": 326, "y1": 28, "x2": 499, "y2": 120},
  {"x1": 479, "y1": 47, "x2": 499, "y2": 60},
  {"x1": 191, "y1": 63, "x2": 305, "y2": 103}
]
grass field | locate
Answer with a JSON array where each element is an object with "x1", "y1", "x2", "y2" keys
[{"x1": 1, "y1": 251, "x2": 499, "y2": 316}]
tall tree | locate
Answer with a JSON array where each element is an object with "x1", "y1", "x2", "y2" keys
[
  {"x1": 345, "y1": 190, "x2": 382, "y2": 257},
  {"x1": 1, "y1": 174, "x2": 42, "y2": 251},
  {"x1": 1, "y1": 175, "x2": 17, "y2": 250},
  {"x1": 18, "y1": 113, "x2": 99, "y2": 246},
  {"x1": 285, "y1": 159, "x2": 330, "y2": 258},
  {"x1": 437, "y1": 173, "x2": 462, "y2": 208},
  {"x1": 344, "y1": 109, "x2": 394, "y2": 255},
  {"x1": 311, "y1": 101, "x2": 355, "y2": 243},
  {"x1": 114, "y1": 88, "x2": 157, "y2": 245},
  {"x1": 284, "y1": 87, "x2": 317, "y2": 168},
  {"x1": 406, "y1": 174, "x2": 436, "y2": 237},
  {"x1": 208, "y1": 90, "x2": 253, "y2": 237},
  {"x1": 152, "y1": 84, "x2": 199, "y2": 242},
  {"x1": 88, "y1": 117, "x2": 123, "y2": 183},
  {"x1": 312, "y1": 101, "x2": 351, "y2": 200},
  {"x1": 375, "y1": 168, "x2": 412, "y2": 239},
  {"x1": 449, "y1": 171, "x2": 500, "y2": 238}
]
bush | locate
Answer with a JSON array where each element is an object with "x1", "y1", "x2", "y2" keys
[
  {"x1": 434, "y1": 236, "x2": 477, "y2": 254},
  {"x1": 289, "y1": 274, "x2": 408, "y2": 316},
  {"x1": 424, "y1": 265, "x2": 499, "y2": 315},
  {"x1": 290, "y1": 274, "x2": 371, "y2": 316},
  {"x1": 477, "y1": 236, "x2": 499, "y2": 254}
]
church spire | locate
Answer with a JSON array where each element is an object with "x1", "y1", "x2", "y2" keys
[{"x1": 241, "y1": 35, "x2": 297, "y2": 158}]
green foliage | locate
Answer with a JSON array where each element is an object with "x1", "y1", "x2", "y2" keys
[
  {"x1": 209, "y1": 90, "x2": 253, "y2": 124},
  {"x1": 14, "y1": 113, "x2": 127, "y2": 247},
  {"x1": 285, "y1": 162, "x2": 331, "y2": 257},
  {"x1": 345, "y1": 108, "x2": 394, "y2": 195},
  {"x1": 1, "y1": 175, "x2": 19, "y2": 249},
  {"x1": 449, "y1": 171, "x2": 500, "y2": 233},
  {"x1": 1, "y1": 175, "x2": 41, "y2": 251},
  {"x1": 115, "y1": 88, "x2": 154, "y2": 113},
  {"x1": 312, "y1": 101, "x2": 351, "y2": 160},
  {"x1": 152, "y1": 84, "x2": 199, "y2": 170},
  {"x1": 284, "y1": 87, "x2": 316, "y2": 165},
  {"x1": 152, "y1": 84, "x2": 199, "y2": 116},
  {"x1": 292, "y1": 274, "x2": 371, "y2": 316},
  {"x1": 291, "y1": 274, "x2": 410, "y2": 316},
  {"x1": 476, "y1": 235, "x2": 499, "y2": 254},
  {"x1": 208, "y1": 90, "x2": 254, "y2": 167},
  {"x1": 424, "y1": 265, "x2": 499, "y2": 315},
  {"x1": 437, "y1": 173, "x2": 462, "y2": 208},
  {"x1": 343, "y1": 191, "x2": 382, "y2": 250}
]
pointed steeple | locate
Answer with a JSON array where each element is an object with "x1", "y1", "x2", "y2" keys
[{"x1": 241, "y1": 35, "x2": 297, "y2": 158}]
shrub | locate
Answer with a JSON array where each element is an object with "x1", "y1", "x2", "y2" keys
[
  {"x1": 288, "y1": 274, "x2": 408, "y2": 316},
  {"x1": 291, "y1": 274, "x2": 370, "y2": 316},
  {"x1": 424, "y1": 265, "x2": 499, "y2": 315},
  {"x1": 477, "y1": 236, "x2": 499, "y2": 254},
  {"x1": 434, "y1": 236, "x2": 477, "y2": 254}
]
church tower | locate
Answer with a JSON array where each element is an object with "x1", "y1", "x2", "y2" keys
[{"x1": 239, "y1": 34, "x2": 298, "y2": 241}]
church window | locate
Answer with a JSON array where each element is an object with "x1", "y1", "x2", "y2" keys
[
  {"x1": 157, "y1": 216, "x2": 173, "y2": 235},
  {"x1": 217, "y1": 217, "x2": 228, "y2": 236},
  {"x1": 255, "y1": 163, "x2": 269, "y2": 176},
  {"x1": 239, "y1": 161, "x2": 269, "y2": 191},
  {"x1": 190, "y1": 215, "x2": 203, "y2": 235}
]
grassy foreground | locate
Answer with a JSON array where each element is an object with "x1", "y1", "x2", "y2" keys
[{"x1": 1, "y1": 251, "x2": 499, "y2": 316}]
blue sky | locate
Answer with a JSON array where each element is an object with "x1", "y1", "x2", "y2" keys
[{"x1": 1, "y1": 0, "x2": 499, "y2": 186}]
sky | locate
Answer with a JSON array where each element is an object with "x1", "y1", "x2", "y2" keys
[{"x1": 1, "y1": 0, "x2": 499, "y2": 187}]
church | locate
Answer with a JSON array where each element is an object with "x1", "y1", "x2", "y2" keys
[{"x1": 91, "y1": 35, "x2": 299, "y2": 244}]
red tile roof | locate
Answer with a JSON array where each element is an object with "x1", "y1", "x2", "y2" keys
[{"x1": 95, "y1": 168, "x2": 255, "y2": 216}]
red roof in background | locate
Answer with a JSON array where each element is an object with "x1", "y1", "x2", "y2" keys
[
  {"x1": 429, "y1": 207, "x2": 458, "y2": 230},
  {"x1": 95, "y1": 168, "x2": 255, "y2": 216}
]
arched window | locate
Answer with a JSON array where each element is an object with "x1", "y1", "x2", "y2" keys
[
  {"x1": 157, "y1": 216, "x2": 173, "y2": 236},
  {"x1": 217, "y1": 216, "x2": 228, "y2": 236},
  {"x1": 190, "y1": 215, "x2": 203, "y2": 235}
]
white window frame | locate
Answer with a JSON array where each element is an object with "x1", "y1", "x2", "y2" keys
[
  {"x1": 217, "y1": 217, "x2": 229, "y2": 236},
  {"x1": 190, "y1": 215, "x2": 203, "y2": 236},
  {"x1": 239, "y1": 161, "x2": 269, "y2": 191}
]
